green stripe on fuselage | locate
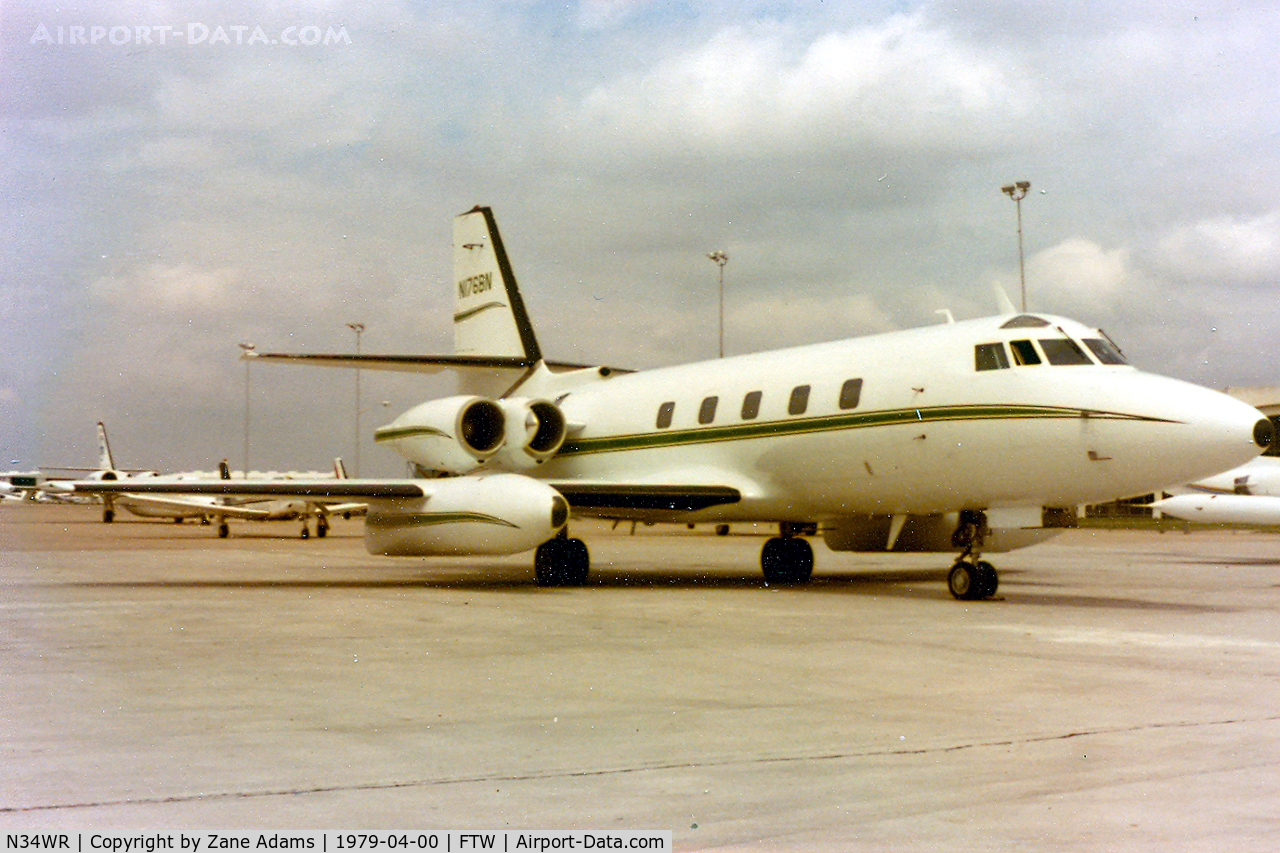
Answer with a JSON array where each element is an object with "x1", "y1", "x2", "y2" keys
[
  {"x1": 366, "y1": 511, "x2": 518, "y2": 530},
  {"x1": 557, "y1": 404, "x2": 1170, "y2": 457}
]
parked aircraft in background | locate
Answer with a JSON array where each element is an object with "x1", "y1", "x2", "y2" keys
[
  {"x1": 46, "y1": 423, "x2": 364, "y2": 538},
  {"x1": 71, "y1": 206, "x2": 1272, "y2": 599},
  {"x1": 1152, "y1": 457, "x2": 1280, "y2": 526}
]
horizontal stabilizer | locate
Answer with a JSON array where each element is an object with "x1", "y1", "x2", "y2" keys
[{"x1": 243, "y1": 351, "x2": 600, "y2": 373}]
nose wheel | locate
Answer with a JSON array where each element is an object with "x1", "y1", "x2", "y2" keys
[
  {"x1": 948, "y1": 510, "x2": 999, "y2": 600},
  {"x1": 948, "y1": 559, "x2": 999, "y2": 600}
]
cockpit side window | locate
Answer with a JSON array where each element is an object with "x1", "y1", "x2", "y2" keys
[
  {"x1": 1084, "y1": 338, "x2": 1127, "y2": 365},
  {"x1": 1039, "y1": 338, "x2": 1093, "y2": 365},
  {"x1": 975, "y1": 343, "x2": 1010, "y2": 371},
  {"x1": 1009, "y1": 339, "x2": 1041, "y2": 366}
]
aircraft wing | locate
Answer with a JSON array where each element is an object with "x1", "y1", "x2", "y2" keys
[
  {"x1": 71, "y1": 477, "x2": 742, "y2": 518},
  {"x1": 71, "y1": 479, "x2": 428, "y2": 501}
]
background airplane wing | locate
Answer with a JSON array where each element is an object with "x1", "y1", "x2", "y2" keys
[{"x1": 112, "y1": 493, "x2": 264, "y2": 518}]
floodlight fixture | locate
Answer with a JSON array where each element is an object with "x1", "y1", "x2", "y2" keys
[{"x1": 1001, "y1": 180, "x2": 1031, "y2": 310}]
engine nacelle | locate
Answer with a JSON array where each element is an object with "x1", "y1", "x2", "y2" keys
[
  {"x1": 364, "y1": 473, "x2": 570, "y2": 556},
  {"x1": 489, "y1": 398, "x2": 567, "y2": 470},
  {"x1": 375, "y1": 396, "x2": 506, "y2": 475}
]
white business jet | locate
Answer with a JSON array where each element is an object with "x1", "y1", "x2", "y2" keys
[
  {"x1": 1152, "y1": 456, "x2": 1280, "y2": 525},
  {"x1": 72, "y1": 206, "x2": 1272, "y2": 599}
]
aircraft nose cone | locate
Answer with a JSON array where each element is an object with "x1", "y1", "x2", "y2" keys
[{"x1": 1254, "y1": 417, "x2": 1274, "y2": 450}]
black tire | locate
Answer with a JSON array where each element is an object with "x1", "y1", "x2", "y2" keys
[
  {"x1": 103, "y1": 508, "x2": 114, "y2": 524},
  {"x1": 535, "y1": 538, "x2": 590, "y2": 586},
  {"x1": 761, "y1": 537, "x2": 814, "y2": 584},
  {"x1": 948, "y1": 561, "x2": 977, "y2": 600},
  {"x1": 948, "y1": 560, "x2": 996, "y2": 600},
  {"x1": 564, "y1": 538, "x2": 590, "y2": 585},
  {"x1": 218, "y1": 522, "x2": 230, "y2": 539},
  {"x1": 974, "y1": 560, "x2": 999, "y2": 599}
]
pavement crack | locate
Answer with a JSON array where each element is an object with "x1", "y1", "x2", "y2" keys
[{"x1": 7, "y1": 714, "x2": 1280, "y2": 813}]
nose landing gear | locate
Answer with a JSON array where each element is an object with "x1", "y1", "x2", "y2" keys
[{"x1": 948, "y1": 510, "x2": 999, "y2": 600}]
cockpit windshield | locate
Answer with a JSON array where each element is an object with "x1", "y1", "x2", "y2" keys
[
  {"x1": 1083, "y1": 337, "x2": 1127, "y2": 365},
  {"x1": 1038, "y1": 338, "x2": 1091, "y2": 365},
  {"x1": 974, "y1": 331, "x2": 1129, "y2": 372}
]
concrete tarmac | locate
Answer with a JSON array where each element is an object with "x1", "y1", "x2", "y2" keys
[{"x1": 3, "y1": 503, "x2": 1280, "y2": 850}]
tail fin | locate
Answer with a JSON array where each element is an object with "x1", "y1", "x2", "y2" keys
[
  {"x1": 96, "y1": 422, "x2": 116, "y2": 472},
  {"x1": 219, "y1": 460, "x2": 231, "y2": 480},
  {"x1": 333, "y1": 458, "x2": 348, "y2": 479},
  {"x1": 992, "y1": 282, "x2": 1018, "y2": 315},
  {"x1": 453, "y1": 206, "x2": 542, "y2": 362}
]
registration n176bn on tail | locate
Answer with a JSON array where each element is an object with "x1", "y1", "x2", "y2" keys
[{"x1": 76, "y1": 206, "x2": 1273, "y2": 599}]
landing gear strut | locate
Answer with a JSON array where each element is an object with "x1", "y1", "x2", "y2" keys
[
  {"x1": 948, "y1": 510, "x2": 998, "y2": 600},
  {"x1": 534, "y1": 529, "x2": 590, "y2": 586},
  {"x1": 761, "y1": 522, "x2": 814, "y2": 585}
]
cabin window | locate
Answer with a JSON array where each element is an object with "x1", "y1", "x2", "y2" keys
[
  {"x1": 1039, "y1": 338, "x2": 1092, "y2": 365},
  {"x1": 698, "y1": 396, "x2": 719, "y2": 424},
  {"x1": 1000, "y1": 314, "x2": 1051, "y2": 328},
  {"x1": 1009, "y1": 339, "x2": 1041, "y2": 366},
  {"x1": 1084, "y1": 338, "x2": 1127, "y2": 365},
  {"x1": 839, "y1": 378, "x2": 863, "y2": 409},
  {"x1": 974, "y1": 343, "x2": 1010, "y2": 371},
  {"x1": 788, "y1": 385, "x2": 810, "y2": 415},
  {"x1": 741, "y1": 391, "x2": 762, "y2": 420},
  {"x1": 656, "y1": 401, "x2": 675, "y2": 429}
]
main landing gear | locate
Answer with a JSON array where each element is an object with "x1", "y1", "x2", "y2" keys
[
  {"x1": 947, "y1": 510, "x2": 999, "y2": 601},
  {"x1": 534, "y1": 529, "x2": 590, "y2": 586},
  {"x1": 761, "y1": 523, "x2": 814, "y2": 585}
]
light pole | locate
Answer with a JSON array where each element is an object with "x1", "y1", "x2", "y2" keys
[
  {"x1": 346, "y1": 322, "x2": 365, "y2": 477},
  {"x1": 706, "y1": 251, "x2": 728, "y2": 358},
  {"x1": 1001, "y1": 180, "x2": 1031, "y2": 311},
  {"x1": 237, "y1": 342, "x2": 255, "y2": 476}
]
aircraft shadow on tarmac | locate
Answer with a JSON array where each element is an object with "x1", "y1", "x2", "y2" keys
[{"x1": 66, "y1": 564, "x2": 1229, "y2": 611}]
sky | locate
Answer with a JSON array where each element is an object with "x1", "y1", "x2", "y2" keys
[{"x1": 3, "y1": 1, "x2": 1280, "y2": 476}]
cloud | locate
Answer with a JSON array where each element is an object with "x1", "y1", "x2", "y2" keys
[
  {"x1": 574, "y1": 14, "x2": 1028, "y2": 162},
  {"x1": 90, "y1": 263, "x2": 244, "y2": 317},
  {"x1": 1154, "y1": 211, "x2": 1280, "y2": 286},
  {"x1": 1024, "y1": 239, "x2": 1132, "y2": 314}
]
